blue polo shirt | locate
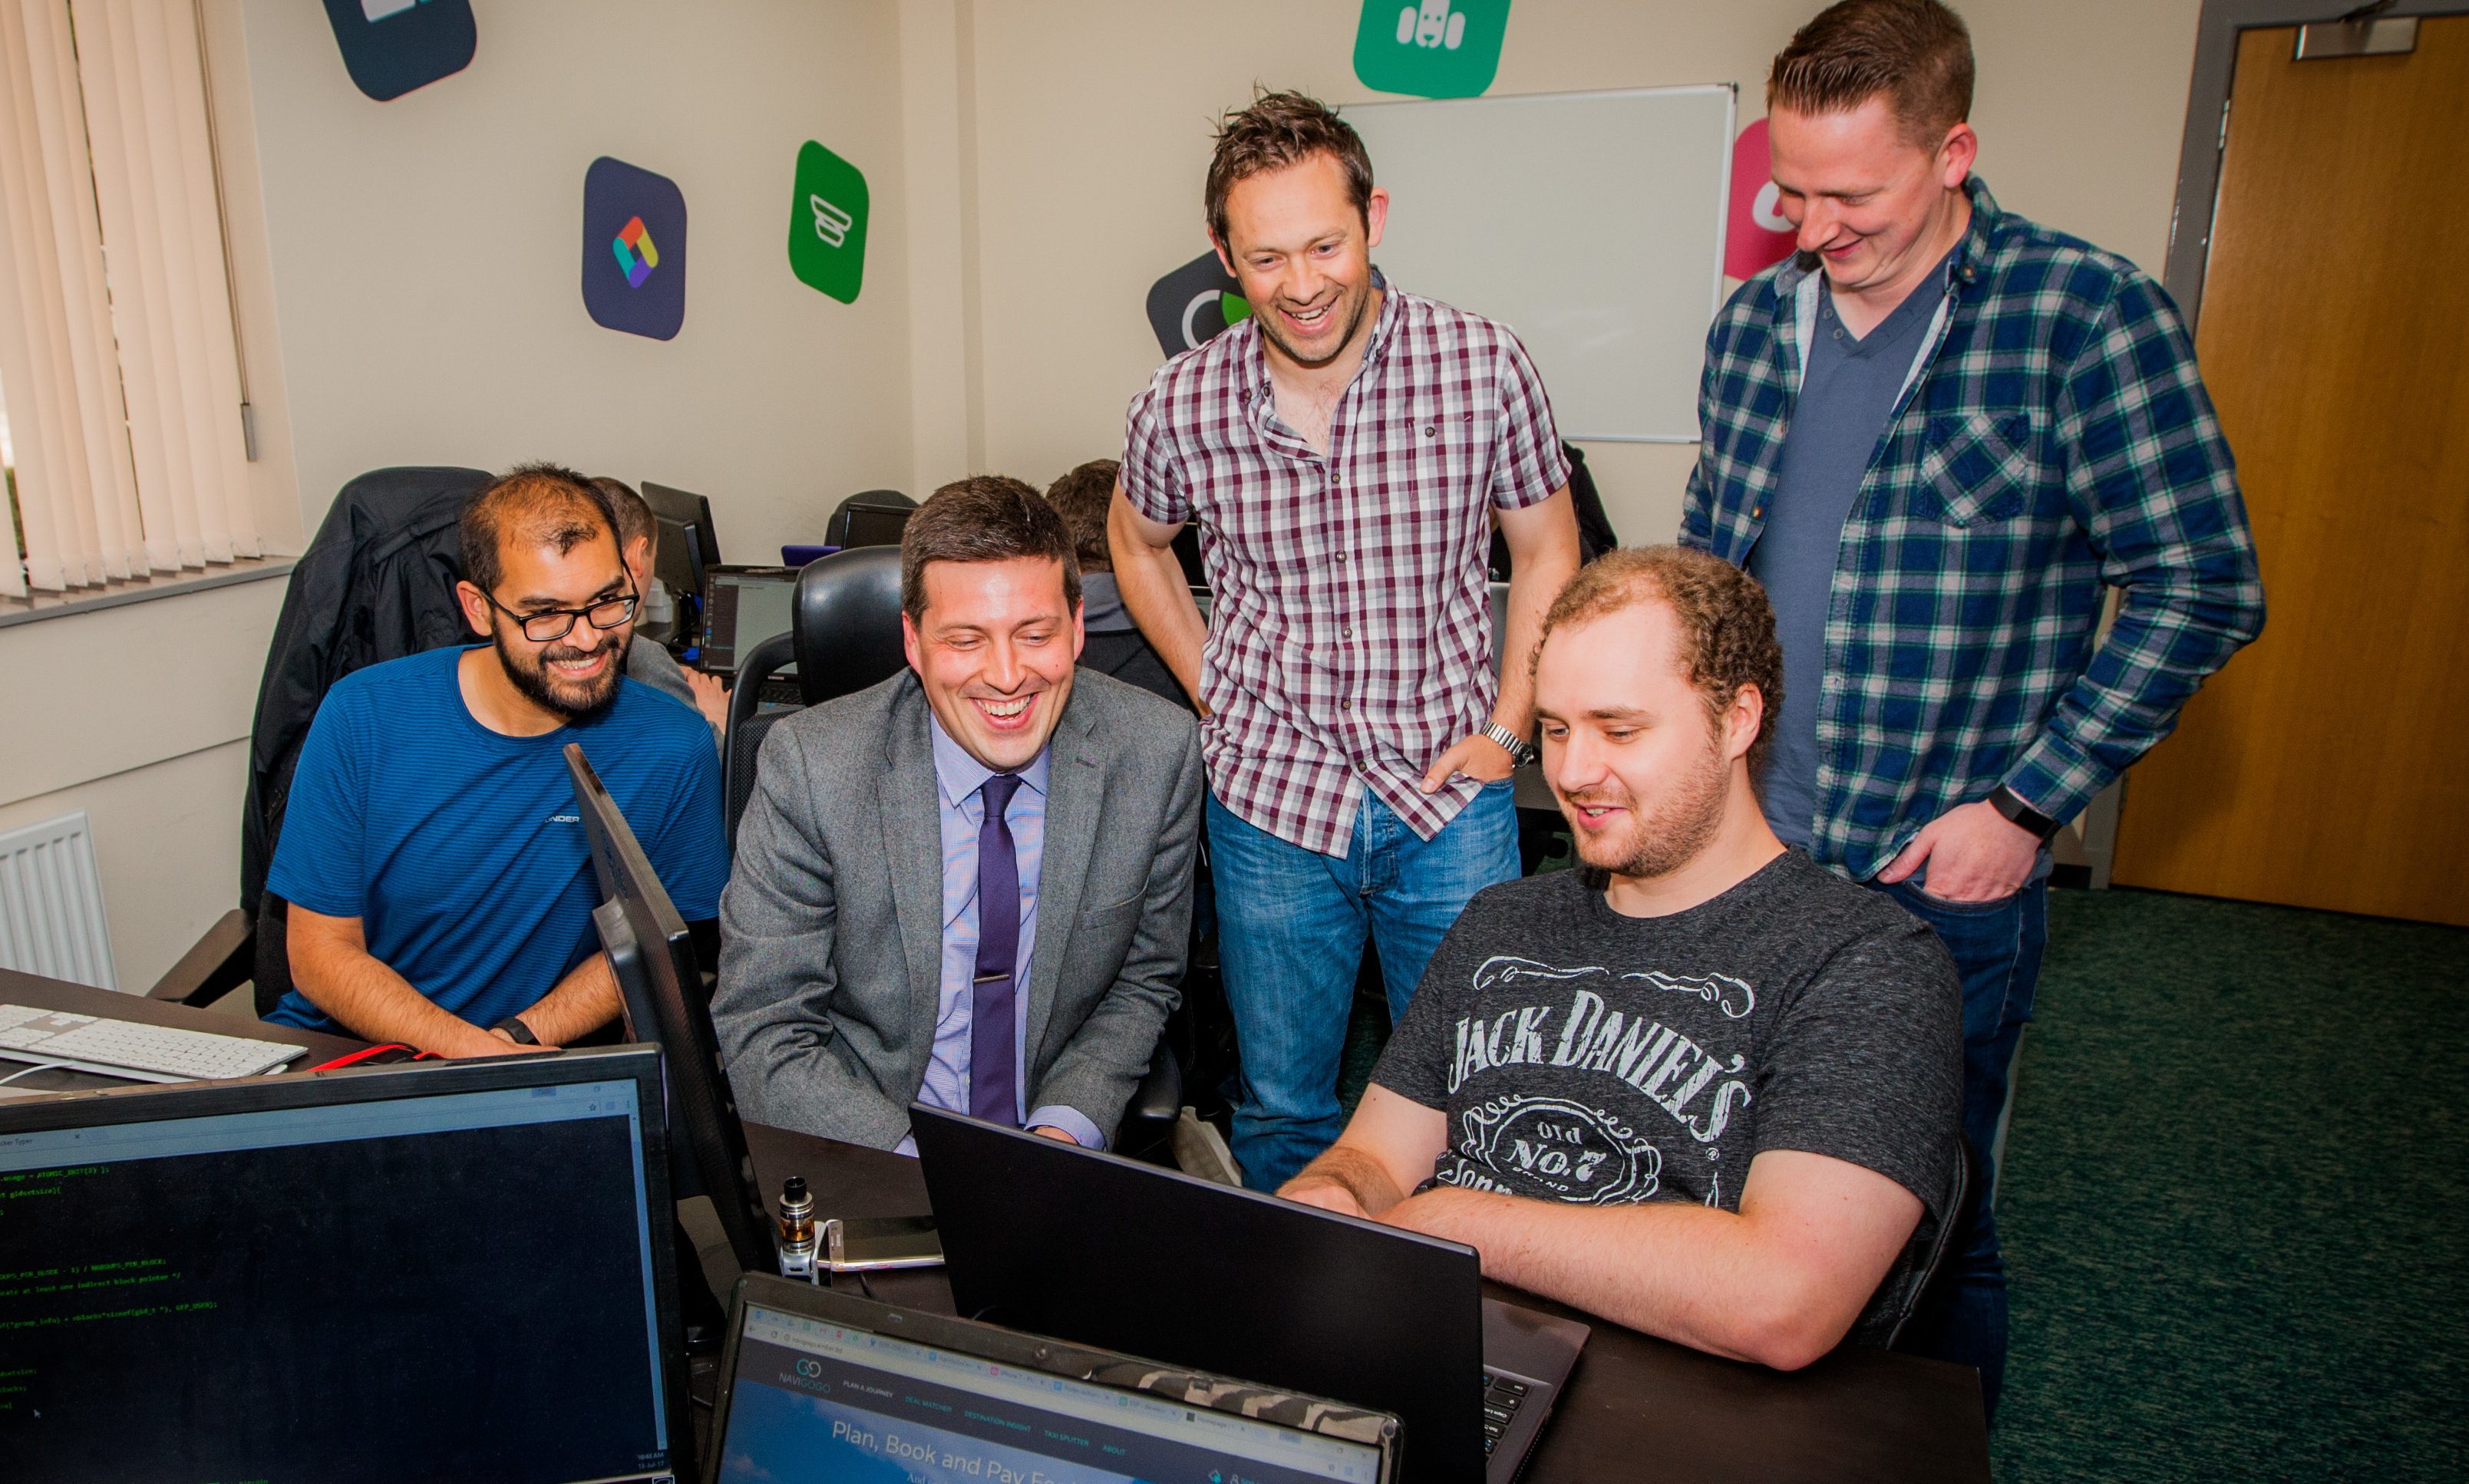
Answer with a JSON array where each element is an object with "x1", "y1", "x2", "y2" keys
[{"x1": 265, "y1": 645, "x2": 728, "y2": 1034}]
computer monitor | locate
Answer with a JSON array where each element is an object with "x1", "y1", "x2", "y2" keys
[
  {"x1": 698, "y1": 565, "x2": 801, "y2": 679},
  {"x1": 566, "y1": 743, "x2": 774, "y2": 1279},
  {"x1": 641, "y1": 480, "x2": 721, "y2": 566},
  {"x1": 643, "y1": 480, "x2": 721, "y2": 643},
  {"x1": 830, "y1": 500, "x2": 914, "y2": 550},
  {"x1": 0, "y1": 1047, "x2": 688, "y2": 1484}
]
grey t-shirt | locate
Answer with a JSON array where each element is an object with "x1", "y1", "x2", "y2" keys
[
  {"x1": 1372, "y1": 850, "x2": 1962, "y2": 1344},
  {"x1": 1748, "y1": 255, "x2": 1953, "y2": 847},
  {"x1": 626, "y1": 634, "x2": 721, "y2": 747}
]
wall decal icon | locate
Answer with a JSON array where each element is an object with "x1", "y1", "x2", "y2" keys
[
  {"x1": 787, "y1": 141, "x2": 871, "y2": 305},
  {"x1": 1724, "y1": 118, "x2": 1799, "y2": 280},
  {"x1": 1353, "y1": 0, "x2": 1510, "y2": 99},
  {"x1": 1145, "y1": 252, "x2": 1253, "y2": 360},
  {"x1": 582, "y1": 157, "x2": 688, "y2": 341},
  {"x1": 322, "y1": 0, "x2": 474, "y2": 102}
]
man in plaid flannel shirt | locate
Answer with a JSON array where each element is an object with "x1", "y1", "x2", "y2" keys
[
  {"x1": 1689, "y1": 1, "x2": 2263, "y2": 1411},
  {"x1": 1111, "y1": 94, "x2": 1583, "y2": 1191}
]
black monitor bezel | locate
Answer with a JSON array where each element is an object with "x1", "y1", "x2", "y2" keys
[
  {"x1": 567, "y1": 744, "x2": 775, "y2": 1278},
  {"x1": 0, "y1": 1046, "x2": 692, "y2": 1482}
]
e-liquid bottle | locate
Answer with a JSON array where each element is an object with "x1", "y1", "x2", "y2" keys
[{"x1": 777, "y1": 1174, "x2": 817, "y2": 1279}]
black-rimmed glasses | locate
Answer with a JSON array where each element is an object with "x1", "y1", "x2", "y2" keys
[{"x1": 480, "y1": 585, "x2": 639, "y2": 644}]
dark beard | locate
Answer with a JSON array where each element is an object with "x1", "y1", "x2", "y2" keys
[
  {"x1": 493, "y1": 628, "x2": 622, "y2": 723},
  {"x1": 1570, "y1": 734, "x2": 1730, "y2": 883},
  {"x1": 1254, "y1": 282, "x2": 1371, "y2": 370}
]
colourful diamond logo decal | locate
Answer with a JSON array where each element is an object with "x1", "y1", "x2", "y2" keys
[{"x1": 612, "y1": 216, "x2": 660, "y2": 288}]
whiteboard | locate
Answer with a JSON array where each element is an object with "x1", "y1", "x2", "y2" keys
[{"x1": 1347, "y1": 86, "x2": 1736, "y2": 443}]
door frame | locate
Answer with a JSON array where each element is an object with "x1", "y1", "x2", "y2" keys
[{"x1": 2080, "y1": 0, "x2": 2469, "y2": 888}]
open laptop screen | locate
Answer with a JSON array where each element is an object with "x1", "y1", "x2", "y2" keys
[
  {"x1": 716, "y1": 1298, "x2": 1385, "y2": 1484},
  {"x1": 0, "y1": 1051, "x2": 680, "y2": 1484},
  {"x1": 700, "y1": 566, "x2": 799, "y2": 676}
]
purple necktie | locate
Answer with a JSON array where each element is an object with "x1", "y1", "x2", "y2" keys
[{"x1": 969, "y1": 773, "x2": 1024, "y2": 1126}]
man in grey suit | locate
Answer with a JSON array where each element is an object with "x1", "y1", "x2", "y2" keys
[{"x1": 714, "y1": 477, "x2": 1204, "y2": 1153}]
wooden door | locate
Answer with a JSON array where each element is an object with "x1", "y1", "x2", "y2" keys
[{"x1": 2111, "y1": 18, "x2": 2469, "y2": 925}]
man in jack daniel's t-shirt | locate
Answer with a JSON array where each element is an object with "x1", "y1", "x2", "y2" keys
[{"x1": 1282, "y1": 547, "x2": 1961, "y2": 1368}]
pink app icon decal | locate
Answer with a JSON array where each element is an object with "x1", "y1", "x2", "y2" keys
[{"x1": 1725, "y1": 118, "x2": 1798, "y2": 281}]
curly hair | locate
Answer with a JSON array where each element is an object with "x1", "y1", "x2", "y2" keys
[{"x1": 1533, "y1": 546, "x2": 1786, "y2": 777}]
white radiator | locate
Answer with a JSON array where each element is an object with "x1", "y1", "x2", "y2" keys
[{"x1": 0, "y1": 810, "x2": 118, "y2": 991}]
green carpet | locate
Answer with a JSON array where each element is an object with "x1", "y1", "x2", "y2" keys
[
  {"x1": 1993, "y1": 888, "x2": 2467, "y2": 1482},
  {"x1": 1334, "y1": 885, "x2": 2468, "y2": 1478}
]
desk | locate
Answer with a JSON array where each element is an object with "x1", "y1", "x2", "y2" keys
[
  {"x1": 0, "y1": 966, "x2": 364, "y2": 1094},
  {"x1": 741, "y1": 1123, "x2": 1992, "y2": 1484}
]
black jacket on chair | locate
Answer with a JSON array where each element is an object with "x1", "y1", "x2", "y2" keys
[{"x1": 241, "y1": 467, "x2": 488, "y2": 915}]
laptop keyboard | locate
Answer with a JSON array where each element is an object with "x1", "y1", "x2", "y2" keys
[{"x1": 1480, "y1": 1371, "x2": 1530, "y2": 1456}]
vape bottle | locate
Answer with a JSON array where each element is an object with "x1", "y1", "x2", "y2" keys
[{"x1": 777, "y1": 1174, "x2": 817, "y2": 1279}]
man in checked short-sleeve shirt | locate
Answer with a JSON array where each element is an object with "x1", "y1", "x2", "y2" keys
[{"x1": 1109, "y1": 92, "x2": 1583, "y2": 1190}]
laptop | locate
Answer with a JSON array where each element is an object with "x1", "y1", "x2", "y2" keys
[
  {"x1": 706, "y1": 1273, "x2": 1400, "y2": 1484},
  {"x1": 910, "y1": 1106, "x2": 1588, "y2": 1484},
  {"x1": 697, "y1": 563, "x2": 801, "y2": 679},
  {"x1": 0, "y1": 1046, "x2": 690, "y2": 1483}
]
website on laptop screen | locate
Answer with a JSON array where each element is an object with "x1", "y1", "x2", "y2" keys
[
  {"x1": 718, "y1": 1302, "x2": 1384, "y2": 1484},
  {"x1": 0, "y1": 1077, "x2": 672, "y2": 1484}
]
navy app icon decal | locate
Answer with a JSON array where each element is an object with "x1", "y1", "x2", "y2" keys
[
  {"x1": 322, "y1": 0, "x2": 476, "y2": 102},
  {"x1": 1144, "y1": 251, "x2": 1253, "y2": 360},
  {"x1": 581, "y1": 157, "x2": 688, "y2": 341}
]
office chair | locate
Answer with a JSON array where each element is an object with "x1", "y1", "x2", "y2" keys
[
  {"x1": 718, "y1": 544, "x2": 1183, "y2": 1157},
  {"x1": 1884, "y1": 1133, "x2": 1977, "y2": 1351}
]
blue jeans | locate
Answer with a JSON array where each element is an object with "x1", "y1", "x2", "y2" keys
[
  {"x1": 1209, "y1": 781, "x2": 1521, "y2": 1191},
  {"x1": 1870, "y1": 875, "x2": 2048, "y2": 1423}
]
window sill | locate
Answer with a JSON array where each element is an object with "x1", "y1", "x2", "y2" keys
[{"x1": 0, "y1": 556, "x2": 295, "y2": 631}]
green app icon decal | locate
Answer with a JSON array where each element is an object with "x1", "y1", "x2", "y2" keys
[
  {"x1": 787, "y1": 140, "x2": 870, "y2": 305},
  {"x1": 1353, "y1": 0, "x2": 1510, "y2": 99}
]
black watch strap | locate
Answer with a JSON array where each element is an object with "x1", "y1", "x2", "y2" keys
[
  {"x1": 1989, "y1": 785, "x2": 2063, "y2": 843},
  {"x1": 492, "y1": 1016, "x2": 540, "y2": 1046}
]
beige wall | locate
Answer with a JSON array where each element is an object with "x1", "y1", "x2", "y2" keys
[
  {"x1": 231, "y1": 0, "x2": 917, "y2": 559},
  {"x1": 932, "y1": 0, "x2": 2206, "y2": 543},
  {"x1": 0, "y1": 578, "x2": 282, "y2": 990}
]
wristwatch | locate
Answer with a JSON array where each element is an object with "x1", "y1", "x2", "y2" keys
[
  {"x1": 1988, "y1": 785, "x2": 2063, "y2": 843},
  {"x1": 492, "y1": 1016, "x2": 540, "y2": 1046},
  {"x1": 1482, "y1": 721, "x2": 1538, "y2": 768}
]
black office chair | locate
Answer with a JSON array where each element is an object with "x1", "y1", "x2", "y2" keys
[
  {"x1": 718, "y1": 544, "x2": 1183, "y2": 1156},
  {"x1": 1884, "y1": 1133, "x2": 1977, "y2": 1351}
]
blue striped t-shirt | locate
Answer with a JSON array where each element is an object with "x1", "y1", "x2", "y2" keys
[{"x1": 265, "y1": 645, "x2": 727, "y2": 1034}]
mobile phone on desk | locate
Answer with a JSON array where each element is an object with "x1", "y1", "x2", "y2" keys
[{"x1": 824, "y1": 1215, "x2": 943, "y2": 1271}]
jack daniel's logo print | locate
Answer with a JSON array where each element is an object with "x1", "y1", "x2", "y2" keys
[
  {"x1": 1455, "y1": 1096, "x2": 1661, "y2": 1203},
  {"x1": 1436, "y1": 955, "x2": 1761, "y2": 1210}
]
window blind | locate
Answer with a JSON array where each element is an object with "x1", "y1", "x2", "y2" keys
[{"x1": 0, "y1": 0, "x2": 256, "y2": 595}]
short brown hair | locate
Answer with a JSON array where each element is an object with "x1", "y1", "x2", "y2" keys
[
  {"x1": 1044, "y1": 459, "x2": 1120, "y2": 572},
  {"x1": 460, "y1": 463, "x2": 619, "y2": 596},
  {"x1": 592, "y1": 477, "x2": 655, "y2": 559},
  {"x1": 1205, "y1": 91, "x2": 1374, "y2": 248},
  {"x1": 900, "y1": 475, "x2": 1081, "y2": 625},
  {"x1": 1535, "y1": 547, "x2": 1786, "y2": 777},
  {"x1": 1768, "y1": 0, "x2": 1974, "y2": 148}
]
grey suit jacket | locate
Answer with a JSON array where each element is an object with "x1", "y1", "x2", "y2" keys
[{"x1": 712, "y1": 667, "x2": 1203, "y2": 1150}]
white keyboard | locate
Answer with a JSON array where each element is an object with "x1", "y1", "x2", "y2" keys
[{"x1": 0, "y1": 1004, "x2": 307, "y2": 1083}]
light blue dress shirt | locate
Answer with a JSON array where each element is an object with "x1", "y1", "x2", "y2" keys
[{"x1": 895, "y1": 712, "x2": 1104, "y2": 1154}]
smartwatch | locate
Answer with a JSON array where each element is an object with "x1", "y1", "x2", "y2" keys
[
  {"x1": 1988, "y1": 785, "x2": 2063, "y2": 843},
  {"x1": 1482, "y1": 721, "x2": 1537, "y2": 768},
  {"x1": 492, "y1": 1016, "x2": 540, "y2": 1046}
]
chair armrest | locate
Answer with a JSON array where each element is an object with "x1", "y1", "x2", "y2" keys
[
  {"x1": 148, "y1": 909, "x2": 256, "y2": 1006},
  {"x1": 1118, "y1": 1053, "x2": 1183, "y2": 1159}
]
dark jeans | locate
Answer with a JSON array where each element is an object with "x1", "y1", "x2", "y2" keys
[{"x1": 1868, "y1": 875, "x2": 2048, "y2": 1423}]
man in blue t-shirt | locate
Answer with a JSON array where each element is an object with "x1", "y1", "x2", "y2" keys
[{"x1": 266, "y1": 463, "x2": 728, "y2": 1057}]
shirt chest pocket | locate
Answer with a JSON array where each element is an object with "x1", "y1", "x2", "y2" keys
[
  {"x1": 1915, "y1": 410, "x2": 2038, "y2": 526},
  {"x1": 1404, "y1": 404, "x2": 1489, "y2": 503}
]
